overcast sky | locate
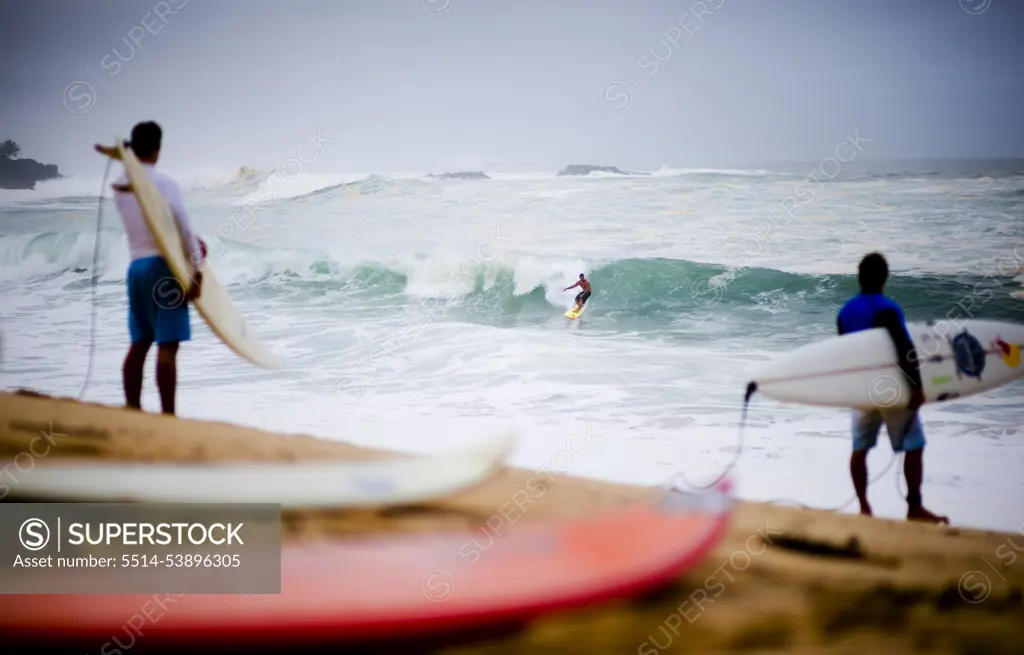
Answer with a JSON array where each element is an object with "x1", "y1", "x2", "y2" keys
[{"x1": 2, "y1": 0, "x2": 1022, "y2": 174}]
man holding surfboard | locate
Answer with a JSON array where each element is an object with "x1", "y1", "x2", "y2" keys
[
  {"x1": 564, "y1": 274, "x2": 592, "y2": 313},
  {"x1": 837, "y1": 253, "x2": 948, "y2": 525},
  {"x1": 99, "y1": 121, "x2": 204, "y2": 416}
]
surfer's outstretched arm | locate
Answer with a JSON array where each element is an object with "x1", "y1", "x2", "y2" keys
[
  {"x1": 563, "y1": 281, "x2": 579, "y2": 291},
  {"x1": 93, "y1": 143, "x2": 123, "y2": 160},
  {"x1": 874, "y1": 308, "x2": 923, "y2": 391}
]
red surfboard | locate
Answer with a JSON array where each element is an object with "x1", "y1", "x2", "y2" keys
[{"x1": 0, "y1": 482, "x2": 731, "y2": 649}]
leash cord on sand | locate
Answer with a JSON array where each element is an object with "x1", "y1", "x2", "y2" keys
[
  {"x1": 671, "y1": 381, "x2": 901, "y2": 512},
  {"x1": 754, "y1": 378, "x2": 903, "y2": 512},
  {"x1": 78, "y1": 158, "x2": 114, "y2": 401},
  {"x1": 670, "y1": 382, "x2": 758, "y2": 491}
]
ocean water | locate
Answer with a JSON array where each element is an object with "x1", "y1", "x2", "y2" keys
[{"x1": 2, "y1": 160, "x2": 1023, "y2": 531}]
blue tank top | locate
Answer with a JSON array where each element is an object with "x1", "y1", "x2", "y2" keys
[{"x1": 837, "y1": 293, "x2": 906, "y2": 334}]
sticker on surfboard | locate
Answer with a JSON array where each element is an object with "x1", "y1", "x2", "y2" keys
[
  {"x1": 0, "y1": 481, "x2": 733, "y2": 648},
  {"x1": 951, "y1": 330, "x2": 987, "y2": 380}
]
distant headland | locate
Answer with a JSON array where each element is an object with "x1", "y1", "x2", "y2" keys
[
  {"x1": 0, "y1": 140, "x2": 62, "y2": 190},
  {"x1": 556, "y1": 164, "x2": 649, "y2": 177},
  {"x1": 425, "y1": 171, "x2": 491, "y2": 180}
]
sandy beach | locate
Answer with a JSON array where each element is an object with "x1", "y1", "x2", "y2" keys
[{"x1": 1, "y1": 389, "x2": 1021, "y2": 654}]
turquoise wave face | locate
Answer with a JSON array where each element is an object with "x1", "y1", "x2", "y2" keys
[
  {"x1": 4, "y1": 227, "x2": 1020, "y2": 331},
  {"x1": 235, "y1": 257, "x2": 1024, "y2": 334},
  {"x1": 456, "y1": 260, "x2": 1024, "y2": 327}
]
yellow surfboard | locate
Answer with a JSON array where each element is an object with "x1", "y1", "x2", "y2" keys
[
  {"x1": 97, "y1": 139, "x2": 281, "y2": 369},
  {"x1": 564, "y1": 304, "x2": 585, "y2": 320}
]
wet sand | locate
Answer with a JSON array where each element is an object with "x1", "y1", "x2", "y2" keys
[{"x1": 1, "y1": 390, "x2": 1021, "y2": 654}]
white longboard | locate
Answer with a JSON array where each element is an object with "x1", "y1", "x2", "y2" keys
[
  {"x1": 99, "y1": 139, "x2": 280, "y2": 369},
  {"x1": 9, "y1": 434, "x2": 516, "y2": 508},
  {"x1": 751, "y1": 319, "x2": 1024, "y2": 410}
]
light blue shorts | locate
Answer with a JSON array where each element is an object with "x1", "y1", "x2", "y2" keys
[
  {"x1": 851, "y1": 408, "x2": 926, "y2": 453},
  {"x1": 126, "y1": 256, "x2": 191, "y2": 344}
]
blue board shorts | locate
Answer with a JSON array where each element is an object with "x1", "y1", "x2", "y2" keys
[
  {"x1": 126, "y1": 256, "x2": 191, "y2": 344},
  {"x1": 851, "y1": 408, "x2": 925, "y2": 453}
]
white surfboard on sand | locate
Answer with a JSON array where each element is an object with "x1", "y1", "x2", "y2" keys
[
  {"x1": 97, "y1": 139, "x2": 280, "y2": 369},
  {"x1": 750, "y1": 319, "x2": 1024, "y2": 410},
  {"x1": 9, "y1": 434, "x2": 516, "y2": 508}
]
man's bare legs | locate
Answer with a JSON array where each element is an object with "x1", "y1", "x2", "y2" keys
[
  {"x1": 850, "y1": 449, "x2": 871, "y2": 516},
  {"x1": 850, "y1": 447, "x2": 948, "y2": 524},
  {"x1": 122, "y1": 340, "x2": 180, "y2": 415},
  {"x1": 903, "y1": 447, "x2": 949, "y2": 524},
  {"x1": 123, "y1": 341, "x2": 151, "y2": 410},
  {"x1": 156, "y1": 342, "x2": 180, "y2": 415}
]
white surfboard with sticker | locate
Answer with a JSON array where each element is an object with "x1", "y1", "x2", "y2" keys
[{"x1": 750, "y1": 319, "x2": 1024, "y2": 410}]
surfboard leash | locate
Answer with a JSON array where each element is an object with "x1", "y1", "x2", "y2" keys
[
  {"x1": 78, "y1": 157, "x2": 115, "y2": 401},
  {"x1": 671, "y1": 380, "x2": 903, "y2": 513},
  {"x1": 741, "y1": 381, "x2": 903, "y2": 513},
  {"x1": 669, "y1": 382, "x2": 757, "y2": 491}
]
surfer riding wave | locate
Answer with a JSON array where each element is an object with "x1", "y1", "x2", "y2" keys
[{"x1": 564, "y1": 274, "x2": 591, "y2": 312}]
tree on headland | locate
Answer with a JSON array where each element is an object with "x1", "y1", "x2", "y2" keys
[
  {"x1": 0, "y1": 140, "x2": 21, "y2": 160},
  {"x1": 0, "y1": 140, "x2": 61, "y2": 190}
]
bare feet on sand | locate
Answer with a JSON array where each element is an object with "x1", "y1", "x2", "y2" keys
[
  {"x1": 859, "y1": 502, "x2": 872, "y2": 517},
  {"x1": 907, "y1": 506, "x2": 949, "y2": 524}
]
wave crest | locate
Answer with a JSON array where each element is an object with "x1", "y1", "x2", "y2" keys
[{"x1": 5, "y1": 229, "x2": 1019, "y2": 325}]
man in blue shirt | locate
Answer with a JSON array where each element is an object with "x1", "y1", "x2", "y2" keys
[{"x1": 837, "y1": 253, "x2": 948, "y2": 524}]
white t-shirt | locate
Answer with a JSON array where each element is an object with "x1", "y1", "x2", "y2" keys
[{"x1": 113, "y1": 163, "x2": 201, "y2": 263}]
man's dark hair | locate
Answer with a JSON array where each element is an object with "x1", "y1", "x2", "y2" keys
[
  {"x1": 129, "y1": 121, "x2": 162, "y2": 159},
  {"x1": 858, "y1": 252, "x2": 888, "y2": 291},
  {"x1": 579, "y1": 273, "x2": 585, "y2": 278}
]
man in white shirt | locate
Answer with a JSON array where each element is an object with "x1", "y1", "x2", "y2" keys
[{"x1": 101, "y1": 121, "x2": 204, "y2": 415}]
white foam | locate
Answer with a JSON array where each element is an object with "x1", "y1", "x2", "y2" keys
[{"x1": 649, "y1": 166, "x2": 772, "y2": 177}]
